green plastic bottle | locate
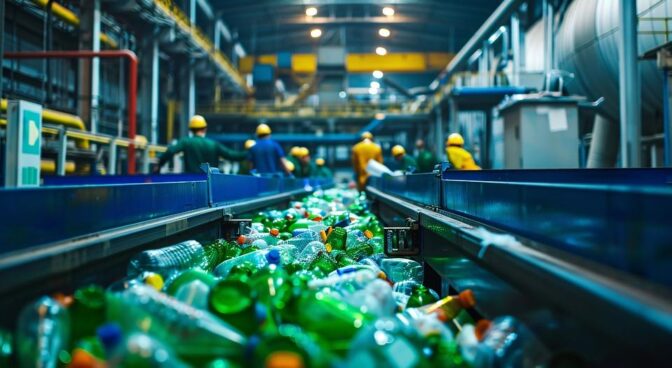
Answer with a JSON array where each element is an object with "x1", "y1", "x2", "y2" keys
[
  {"x1": 345, "y1": 242, "x2": 374, "y2": 261},
  {"x1": 223, "y1": 242, "x2": 243, "y2": 260},
  {"x1": 307, "y1": 251, "x2": 338, "y2": 275},
  {"x1": 165, "y1": 269, "x2": 217, "y2": 296},
  {"x1": 332, "y1": 251, "x2": 358, "y2": 268},
  {"x1": 406, "y1": 284, "x2": 439, "y2": 308},
  {"x1": 226, "y1": 261, "x2": 258, "y2": 280},
  {"x1": 326, "y1": 227, "x2": 347, "y2": 251},
  {"x1": 253, "y1": 324, "x2": 330, "y2": 368},
  {"x1": 208, "y1": 279, "x2": 258, "y2": 336},
  {"x1": 70, "y1": 285, "x2": 106, "y2": 345},
  {"x1": 426, "y1": 333, "x2": 469, "y2": 367},
  {"x1": 250, "y1": 264, "x2": 292, "y2": 311}
]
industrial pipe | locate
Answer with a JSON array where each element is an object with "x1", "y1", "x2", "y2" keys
[
  {"x1": 0, "y1": 99, "x2": 89, "y2": 149},
  {"x1": 31, "y1": 0, "x2": 118, "y2": 48},
  {"x1": 3, "y1": 50, "x2": 139, "y2": 174}
]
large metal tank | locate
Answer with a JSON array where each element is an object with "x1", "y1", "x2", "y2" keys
[{"x1": 556, "y1": 0, "x2": 670, "y2": 124}]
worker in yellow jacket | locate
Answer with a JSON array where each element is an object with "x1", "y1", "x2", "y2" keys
[
  {"x1": 352, "y1": 131, "x2": 383, "y2": 190},
  {"x1": 445, "y1": 133, "x2": 481, "y2": 170}
]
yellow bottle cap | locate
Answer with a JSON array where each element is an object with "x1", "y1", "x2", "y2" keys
[
  {"x1": 325, "y1": 243, "x2": 333, "y2": 253},
  {"x1": 265, "y1": 351, "x2": 305, "y2": 368},
  {"x1": 143, "y1": 273, "x2": 164, "y2": 291}
]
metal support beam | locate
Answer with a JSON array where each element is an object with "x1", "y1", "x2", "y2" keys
[
  {"x1": 188, "y1": 61, "x2": 196, "y2": 127},
  {"x1": 141, "y1": 147, "x2": 150, "y2": 174},
  {"x1": 543, "y1": 0, "x2": 555, "y2": 74},
  {"x1": 150, "y1": 38, "x2": 160, "y2": 144},
  {"x1": 91, "y1": 0, "x2": 101, "y2": 134},
  {"x1": 57, "y1": 128, "x2": 67, "y2": 176},
  {"x1": 479, "y1": 41, "x2": 489, "y2": 86},
  {"x1": 511, "y1": 12, "x2": 520, "y2": 86},
  {"x1": 108, "y1": 140, "x2": 117, "y2": 175},
  {"x1": 434, "y1": 106, "x2": 443, "y2": 161},
  {"x1": 618, "y1": 0, "x2": 641, "y2": 167}
]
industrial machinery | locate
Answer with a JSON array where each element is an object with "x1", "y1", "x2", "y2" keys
[{"x1": 0, "y1": 169, "x2": 670, "y2": 365}]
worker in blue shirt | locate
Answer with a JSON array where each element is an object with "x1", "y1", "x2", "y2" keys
[{"x1": 247, "y1": 123, "x2": 291, "y2": 175}]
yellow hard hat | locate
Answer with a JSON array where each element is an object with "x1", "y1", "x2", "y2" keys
[
  {"x1": 289, "y1": 146, "x2": 301, "y2": 157},
  {"x1": 244, "y1": 139, "x2": 256, "y2": 149},
  {"x1": 299, "y1": 147, "x2": 310, "y2": 157},
  {"x1": 189, "y1": 115, "x2": 207, "y2": 130},
  {"x1": 285, "y1": 160, "x2": 295, "y2": 172},
  {"x1": 391, "y1": 145, "x2": 406, "y2": 157},
  {"x1": 316, "y1": 158, "x2": 325, "y2": 166},
  {"x1": 447, "y1": 133, "x2": 465, "y2": 147},
  {"x1": 256, "y1": 123, "x2": 272, "y2": 136},
  {"x1": 361, "y1": 131, "x2": 373, "y2": 140}
]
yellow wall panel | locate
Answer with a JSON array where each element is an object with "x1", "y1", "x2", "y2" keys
[
  {"x1": 292, "y1": 54, "x2": 317, "y2": 73},
  {"x1": 427, "y1": 53, "x2": 454, "y2": 70},
  {"x1": 346, "y1": 53, "x2": 427, "y2": 72},
  {"x1": 239, "y1": 56, "x2": 255, "y2": 74},
  {"x1": 257, "y1": 54, "x2": 277, "y2": 66}
]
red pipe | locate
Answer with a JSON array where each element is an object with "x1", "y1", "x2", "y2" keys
[{"x1": 4, "y1": 50, "x2": 139, "y2": 174}]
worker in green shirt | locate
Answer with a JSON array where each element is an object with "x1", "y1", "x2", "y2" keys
[
  {"x1": 312, "y1": 158, "x2": 333, "y2": 178},
  {"x1": 286, "y1": 146, "x2": 301, "y2": 174},
  {"x1": 414, "y1": 139, "x2": 438, "y2": 173},
  {"x1": 391, "y1": 144, "x2": 417, "y2": 173},
  {"x1": 156, "y1": 115, "x2": 246, "y2": 174},
  {"x1": 296, "y1": 147, "x2": 315, "y2": 178}
]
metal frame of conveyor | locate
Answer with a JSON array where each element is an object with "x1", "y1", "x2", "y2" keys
[
  {"x1": 0, "y1": 173, "x2": 332, "y2": 326},
  {"x1": 367, "y1": 167, "x2": 672, "y2": 365}
]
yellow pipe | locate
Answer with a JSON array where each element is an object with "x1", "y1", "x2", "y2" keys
[
  {"x1": 41, "y1": 159, "x2": 76, "y2": 174},
  {"x1": 1, "y1": 99, "x2": 89, "y2": 149},
  {"x1": 32, "y1": 0, "x2": 118, "y2": 48}
]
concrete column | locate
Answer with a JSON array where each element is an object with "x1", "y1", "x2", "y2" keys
[{"x1": 618, "y1": 0, "x2": 641, "y2": 167}]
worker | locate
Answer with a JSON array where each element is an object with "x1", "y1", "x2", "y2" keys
[
  {"x1": 296, "y1": 147, "x2": 314, "y2": 178},
  {"x1": 414, "y1": 139, "x2": 437, "y2": 173},
  {"x1": 313, "y1": 158, "x2": 333, "y2": 178},
  {"x1": 445, "y1": 133, "x2": 481, "y2": 170},
  {"x1": 156, "y1": 115, "x2": 245, "y2": 173},
  {"x1": 352, "y1": 131, "x2": 383, "y2": 191},
  {"x1": 286, "y1": 146, "x2": 302, "y2": 173},
  {"x1": 238, "y1": 139, "x2": 256, "y2": 175},
  {"x1": 247, "y1": 123, "x2": 291, "y2": 175},
  {"x1": 391, "y1": 145, "x2": 417, "y2": 172}
]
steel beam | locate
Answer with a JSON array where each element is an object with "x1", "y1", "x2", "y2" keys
[
  {"x1": 90, "y1": 0, "x2": 101, "y2": 134},
  {"x1": 543, "y1": 0, "x2": 555, "y2": 74},
  {"x1": 150, "y1": 37, "x2": 160, "y2": 144},
  {"x1": 618, "y1": 0, "x2": 641, "y2": 167},
  {"x1": 511, "y1": 12, "x2": 520, "y2": 86},
  {"x1": 434, "y1": 105, "x2": 443, "y2": 162}
]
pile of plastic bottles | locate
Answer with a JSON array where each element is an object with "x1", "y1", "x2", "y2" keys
[{"x1": 3, "y1": 188, "x2": 549, "y2": 367}]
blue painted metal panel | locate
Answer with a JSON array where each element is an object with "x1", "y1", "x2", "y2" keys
[
  {"x1": 450, "y1": 86, "x2": 531, "y2": 96},
  {"x1": 0, "y1": 181, "x2": 209, "y2": 252},
  {"x1": 369, "y1": 173, "x2": 439, "y2": 206},
  {"x1": 439, "y1": 168, "x2": 672, "y2": 287},
  {"x1": 277, "y1": 52, "x2": 292, "y2": 69},
  {"x1": 43, "y1": 174, "x2": 207, "y2": 186},
  {"x1": 253, "y1": 64, "x2": 274, "y2": 83}
]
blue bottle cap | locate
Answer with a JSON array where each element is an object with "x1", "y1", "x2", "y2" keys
[
  {"x1": 265, "y1": 249, "x2": 282, "y2": 265},
  {"x1": 97, "y1": 323, "x2": 123, "y2": 352}
]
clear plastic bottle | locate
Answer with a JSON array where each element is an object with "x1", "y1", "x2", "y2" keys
[
  {"x1": 380, "y1": 258, "x2": 424, "y2": 283},
  {"x1": 237, "y1": 231, "x2": 280, "y2": 247},
  {"x1": 107, "y1": 284, "x2": 247, "y2": 363},
  {"x1": 471, "y1": 316, "x2": 550, "y2": 368},
  {"x1": 107, "y1": 332, "x2": 190, "y2": 368},
  {"x1": 283, "y1": 230, "x2": 320, "y2": 252},
  {"x1": 296, "y1": 241, "x2": 331, "y2": 263},
  {"x1": 213, "y1": 246, "x2": 295, "y2": 278},
  {"x1": 173, "y1": 280, "x2": 211, "y2": 310},
  {"x1": 345, "y1": 279, "x2": 397, "y2": 317},
  {"x1": 127, "y1": 240, "x2": 204, "y2": 279},
  {"x1": 16, "y1": 296, "x2": 70, "y2": 368},
  {"x1": 308, "y1": 268, "x2": 379, "y2": 295}
]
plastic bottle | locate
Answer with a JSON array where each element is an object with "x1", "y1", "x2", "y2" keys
[
  {"x1": 346, "y1": 317, "x2": 431, "y2": 368},
  {"x1": 127, "y1": 240, "x2": 204, "y2": 279},
  {"x1": 252, "y1": 324, "x2": 330, "y2": 368},
  {"x1": 415, "y1": 290, "x2": 476, "y2": 322},
  {"x1": 107, "y1": 333, "x2": 189, "y2": 368},
  {"x1": 345, "y1": 279, "x2": 397, "y2": 317},
  {"x1": 283, "y1": 230, "x2": 320, "y2": 252},
  {"x1": 165, "y1": 268, "x2": 216, "y2": 296},
  {"x1": 16, "y1": 296, "x2": 70, "y2": 368},
  {"x1": 208, "y1": 279, "x2": 258, "y2": 336},
  {"x1": 470, "y1": 316, "x2": 550, "y2": 368},
  {"x1": 174, "y1": 280, "x2": 211, "y2": 310},
  {"x1": 69, "y1": 285, "x2": 106, "y2": 345},
  {"x1": 249, "y1": 251, "x2": 292, "y2": 311},
  {"x1": 309, "y1": 268, "x2": 379, "y2": 295},
  {"x1": 107, "y1": 285, "x2": 247, "y2": 363},
  {"x1": 380, "y1": 258, "x2": 424, "y2": 283},
  {"x1": 236, "y1": 230, "x2": 280, "y2": 247},
  {"x1": 326, "y1": 227, "x2": 348, "y2": 250},
  {"x1": 0, "y1": 328, "x2": 13, "y2": 367},
  {"x1": 213, "y1": 246, "x2": 295, "y2": 278},
  {"x1": 306, "y1": 251, "x2": 338, "y2": 275},
  {"x1": 406, "y1": 284, "x2": 440, "y2": 308},
  {"x1": 345, "y1": 241, "x2": 374, "y2": 261}
]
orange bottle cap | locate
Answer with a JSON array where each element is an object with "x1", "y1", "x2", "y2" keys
[
  {"x1": 237, "y1": 235, "x2": 246, "y2": 245},
  {"x1": 319, "y1": 230, "x2": 328, "y2": 242},
  {"x1": 52, "y1": 293, "x2": 74, "y2": 308},
  {"x1": 457, "y1": 289, "x2": 476, "y2": 308},
  {"x1": 312, "y1": 216, "x2": 323, "y2": 222},
  {"x1": 269, "y1": 228, "x2": 280, "y2": 236},
  {"x1": 326, "y1": 226, "x2": 333, "y2": 236},
  {"x1": 475, "y1": 319, "x2": 492, "y2": 341},
  {"x1": 363, "y1": 230, "x2": 373, "y2": 239},
  {"x1": 265, "y1": 351, "x2": 305, "y2": 368},
  {"x1": 69, "y1": 349, "x2": 101, "y2": 368}
]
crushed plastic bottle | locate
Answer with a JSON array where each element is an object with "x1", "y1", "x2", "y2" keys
[
  {"x1": 16, "y1": 296, "x2": 70, "y2": 368},
  {"x1": 213, "y1": 246, "x2": 295, "y2": 278},
  {"x1": 381, "y1": 258, "x2": 424, "y2": 284},
  {"x1": 127, "y1": 240, "x2": 204, "y2": 279},
  {"x1": 345, "y1": 279, "x2": 397, "y2": 317}
]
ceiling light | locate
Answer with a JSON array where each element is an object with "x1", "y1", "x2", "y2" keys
[
  {"x1": 370, "y1": 81, "x2": 381, "y2": 89},
  {"x1": 306, "y1": 7, "x2": 318, "y2": 17},
  {"x1": 375, "y1": 113, "x2": 386, "y2": 120},
  {"x1": 372, "y1": 70, "x2": 384, "y2": 79},
  {"x1": 382, "y1": 7, "x2": 395, "y2": 17},
  {"x1": 310, "y1": 29, "x2": 322, "y2": 38},
  {"x1": 339, "y1": 91, "x2": 347, "y2": 98},
  {"x1": 375, "y1": 47, "x2": 387, "y2": 56},
  {"x1": 378, "y1": 28, "x2": 391, "y2": 37},
  {"x1": 369, "y1": 87, "x2": 379, "y2": 95}
]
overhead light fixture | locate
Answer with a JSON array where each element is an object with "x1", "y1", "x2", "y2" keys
[
  {"x1": 339, "y1": 91, "x2": 347, "y2": 99},
  {"x1": 378, "y1": 28, "x2": 391, "y2": 37},
  {"x1": 370, "y1": 81, "x2": 381, "y2": 89},
  {"x1": 375, "y1": 47, "x2": 387, "y2": 56},
  {"x1": 369, "y1": 87, "x2": 379, "y2": 95},
  {"x1": 306, "y1": 7, "x2": 318, "y2": 17},
  {"x1": 310, "y1": 29, "x2": 322, "y2": 38},
  {"x1": 382, "y1": 6, "x2": 395, "y2": 17},
  {"x1": 372, "y1": 70, "x2": 384, "y2": 79},
  {"x1": 375, "y1": 113, "x2": 386, "y2": 120}
]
